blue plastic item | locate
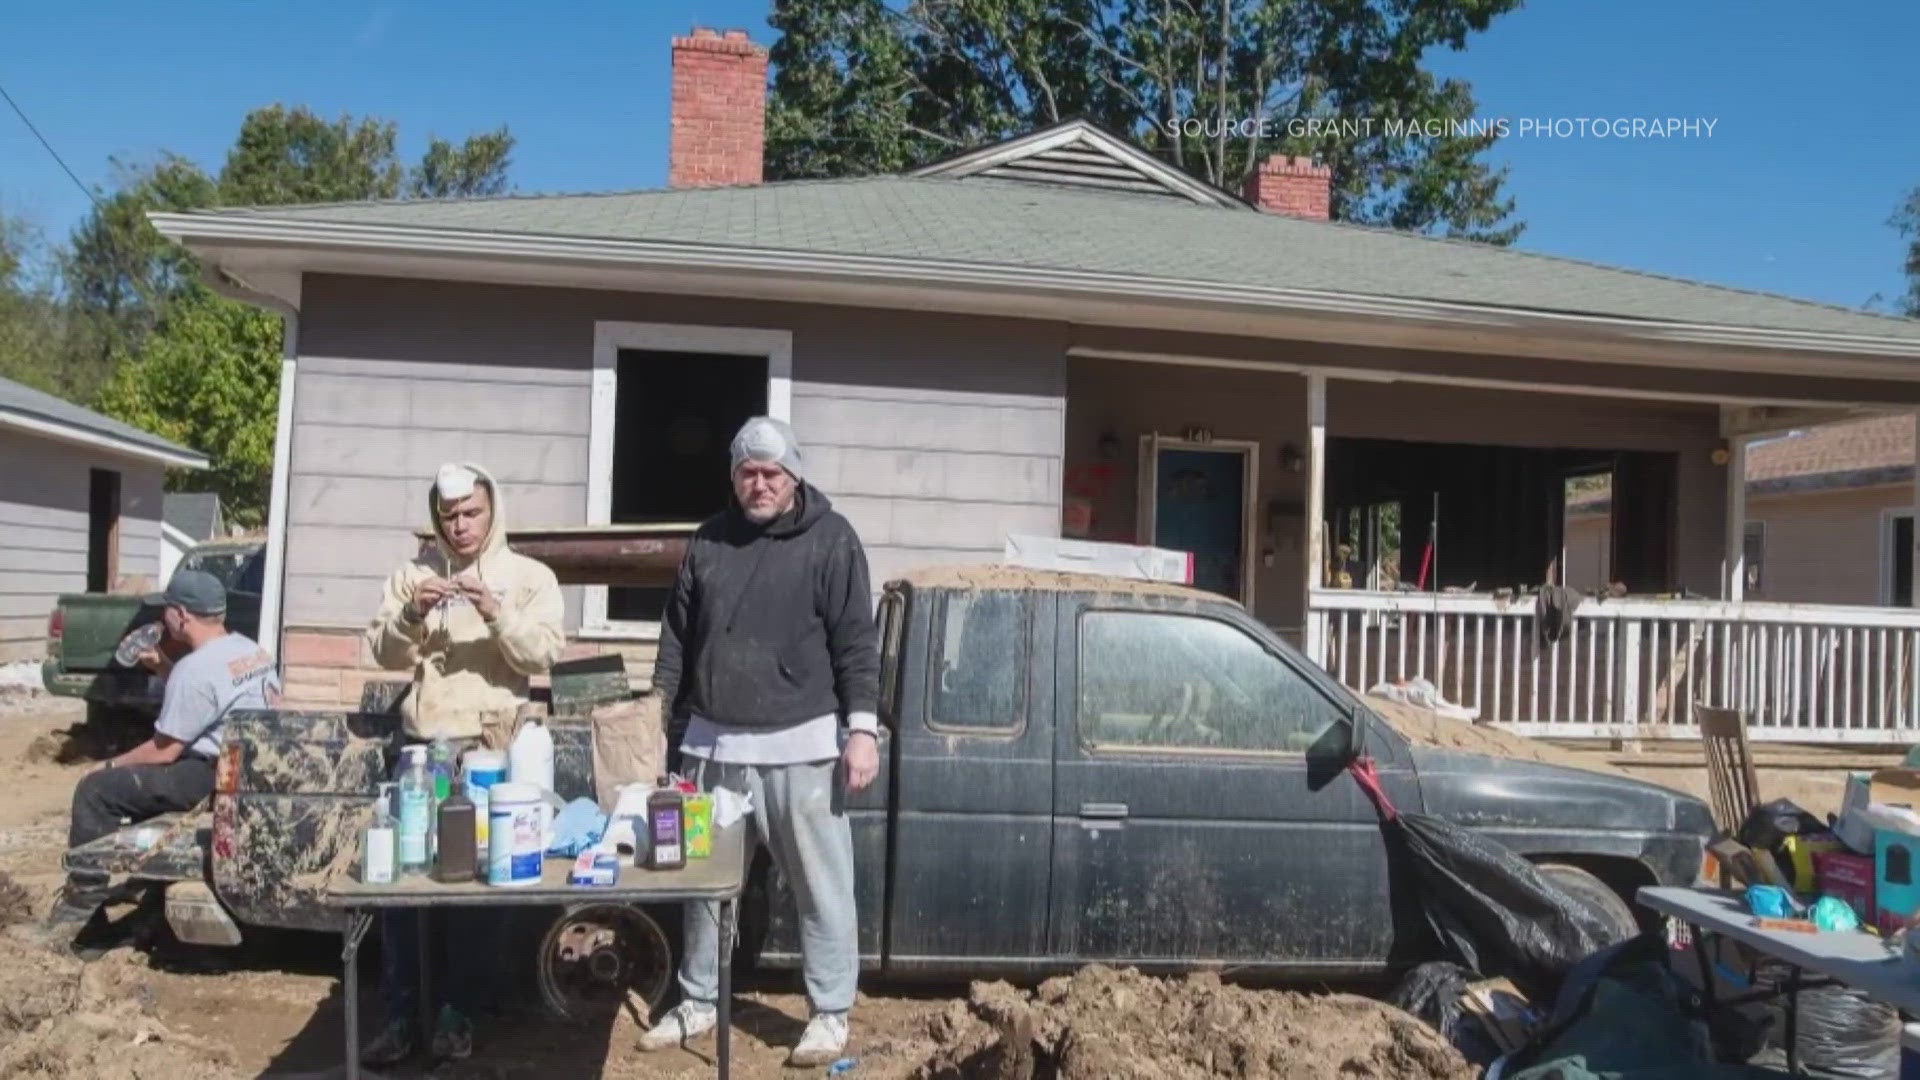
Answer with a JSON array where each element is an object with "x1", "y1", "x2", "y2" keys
[
  {"x1": 1746, "y1": 884, "x2": 1795, "y2": 919},
  {"x1": 545, "y1": 797, "x2": 608, "y2": 857},
  {"x1": 827, "y1": 1058, "x2": 858, "y2": 1076},
  {"x1": 1812, "y1": 894, "x2": 1862, "y2": 932}
]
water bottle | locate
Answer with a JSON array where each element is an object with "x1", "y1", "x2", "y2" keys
[
  {"x1": 397, "y1": 746, "x2": 431, "y2": 875},
  {"x1": 429, "y1": 738, "x2": 455, "y2": 801}
]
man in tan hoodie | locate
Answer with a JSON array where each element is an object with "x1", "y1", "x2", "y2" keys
[{"x1": 361, "y1": 462, "x2": 564, "y2": 1065}]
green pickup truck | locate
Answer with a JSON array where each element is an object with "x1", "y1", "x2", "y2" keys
[{"x1": 42, "y1": 538, "x2": 266, "y2": 719}]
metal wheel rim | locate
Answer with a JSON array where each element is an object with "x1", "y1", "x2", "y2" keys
[{"x1": 536, "y1": 902, "x2": 672, "y2": 1023}]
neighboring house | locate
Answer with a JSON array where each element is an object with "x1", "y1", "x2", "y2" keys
[
  {"x1": 0, "y1": 376, "x2": 207, "y2": 662},
  {"x1": 161, "y1": 492, "x2": 225, "y2": 582},
  {"x1": 1567, "y1": 415, "x2": 1917, "y2": 607},
  {"x1": 152, "y1": 27, "x2": 1920, "y2": 741}
]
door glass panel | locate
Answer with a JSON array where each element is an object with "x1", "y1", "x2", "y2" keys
[
  {"x1": 1153, "y1": 448, "x2": 1245, "y2": 600},
  {"x1": 930, "y1": 590, "x2": 1028, "y2": 731},
  {"x1": 1079, "y1": 611, "x2": 1340, "y2": 753}
]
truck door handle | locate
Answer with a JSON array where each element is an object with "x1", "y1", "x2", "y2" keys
[{"x1": 1079, "y1": 802, "x2": 1129, "y2": 820}]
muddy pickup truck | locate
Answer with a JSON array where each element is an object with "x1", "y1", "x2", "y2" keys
[
  {"x1": 68, "y1": 563, "x2": 1712, "y2": 1019},
  {"x1": 41, "y1": 537, "x2": 265, "y2": 719}
]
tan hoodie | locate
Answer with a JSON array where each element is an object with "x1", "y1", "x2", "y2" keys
[{"x1": 367, "y1": 464, "x2": 565, "y2": 740}]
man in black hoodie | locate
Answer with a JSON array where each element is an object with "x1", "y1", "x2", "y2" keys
[{"x1": 640, "y1": 417, "x2": 880, "y2": 1067}]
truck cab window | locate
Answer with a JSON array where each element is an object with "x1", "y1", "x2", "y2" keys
[
  {"x1": 1079, "y1": 611, "x2": 1341, "y2": 754},
  {"x1": 929, "y1": 590, "x2": 1027, "y2": 731}
]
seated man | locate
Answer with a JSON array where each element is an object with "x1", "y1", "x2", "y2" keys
[{"x1": 38, "y1": 569, "x2": 280, "y2": 954}]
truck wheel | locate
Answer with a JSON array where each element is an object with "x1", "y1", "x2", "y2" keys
[
  {"x1": 1538, "y1": 862, "x2": 1639, "y2": 944},
  {"x1": 537, "y1": 903, "x2": 673, "y2": 1023}
]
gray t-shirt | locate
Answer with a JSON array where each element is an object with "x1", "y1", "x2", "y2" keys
[{"x1": 155, "y1": 633, "x2": 282, "y2": 758}]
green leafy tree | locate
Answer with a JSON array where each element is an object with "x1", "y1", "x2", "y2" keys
[
  {"x1": 767, "y1": 0, "x2": 1523, "y2": 243},
  {"x1": 0, "y1": 207, "x2": 78, "y2": 396},
  {"x1": 96, "y1": 292, "x2": 281, "y2": 526},
  {"x1": 410, "y1": 127, "x2": 515, "y2": 198},
  {"x1": 1894, "y1": 186, "x2": 1920, "y2": 317},
  {"x1": 64, "y1": 105, "x2": 517, "y2": 521}
]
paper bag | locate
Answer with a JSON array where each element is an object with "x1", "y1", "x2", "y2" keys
[{"x1": 590, "y1": 694, "x2": 666, "y2": 811}]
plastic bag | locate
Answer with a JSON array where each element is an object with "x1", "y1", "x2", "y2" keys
[
  {"x1": 1761, "y1": 984, "x2": 1900, "y2": 1080},
  {"x1": 1738, "y1": 799, "x2": 1827, "y2": 855},
  {"x1": 1389, "y1": 961, "x2": 1504, "y2": 1065},
  {"x1": 1350, "y1": 759, "x2": 1613, "y2": 995},
  {"x1": 545, "y1": 797, "x2": 608, "y2": 857}
]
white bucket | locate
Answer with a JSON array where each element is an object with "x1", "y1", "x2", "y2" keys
[{"x1": 486, "y1": 781, "x2": 546, "y2": 887}]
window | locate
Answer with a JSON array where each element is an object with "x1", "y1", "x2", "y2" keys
[
  {"x1": 87, "y1": 469, "x2": 120, "y2": 592},
  {"x1": 1078, "y1": 611, "x2": 1342, "y2": 754},
  {"x1": 585, "y1": 323, "x2": 792, "y2": 637},
  {"x1": 929, "y1": 591, "x2": 1028, "y2": 731},
  {"x1": 877, "y1": 590, "x2": 906, "y2": 730},
  {"x1": 1743, "y1": 521, "x2": 1765, "y2": 594}
]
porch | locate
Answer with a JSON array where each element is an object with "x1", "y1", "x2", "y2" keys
[{"x1": 1062, "y1": 341, "x2": 1920, "y2": 743}]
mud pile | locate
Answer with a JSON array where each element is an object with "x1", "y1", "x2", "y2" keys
[
  {"x1": 902, "y1": 966, "x2": 1474, "y2": 1080},
  {"x1": 0, "y1": 933, "x2": 240, "y2": 1079},
  {"x1": 0, "y1": 871, "x2": 31, "y2": 928}
]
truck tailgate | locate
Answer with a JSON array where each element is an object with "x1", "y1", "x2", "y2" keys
[{"x1": 54, "y1": 594, "x2": 155, "y2": 672}]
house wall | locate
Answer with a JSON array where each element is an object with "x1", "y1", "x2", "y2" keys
[
  {"x1": 0, "y1": 429, "x2": 163, "y2": 662},
  {"x1": 280, "y1": 274, "x2": 1066, "y2": 704},
  {"x1": 1064, "y1": 358, "x2": 1310, "y2": 630},
  {"x1": 1746, "y1": 485, "x2": 1908, "y2": 606},
  {"x1": 1564, "y1": 511, "x2": 1610, "y2": 593}
]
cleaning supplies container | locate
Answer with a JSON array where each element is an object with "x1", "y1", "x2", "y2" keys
[
  {"x1": 509, "y1": 719, "x2": 555, "y2": 793},
  {"x1": 463, "y1": 749, "x2": 507, "y2": 863},
  {"x1": 487, "y1": 781, "x2": 545, "y2": 887}
]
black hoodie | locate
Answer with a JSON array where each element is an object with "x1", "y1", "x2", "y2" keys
[{"x1": 653, "y1": 483, "x2": 880, "y2": 730}]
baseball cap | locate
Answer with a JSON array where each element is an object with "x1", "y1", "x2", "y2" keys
[{"x1": 144, "y1": 569, "x2": 227, "y2": 616}]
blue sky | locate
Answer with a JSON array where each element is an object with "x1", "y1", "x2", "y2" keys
[{"x1": 3, "y1": 1, "x2": 1916, "y2": 312}]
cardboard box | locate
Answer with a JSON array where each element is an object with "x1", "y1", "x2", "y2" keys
[
  {"x1": 1866, "y1": 803, "x2": 1920, "y2": 934},
  {"x1": 1003, "y1": 535, "x2": 1194, "y2": 584},
  {"x1": 1834, "y1": 772, "x2": 1875, "y2": 854}
]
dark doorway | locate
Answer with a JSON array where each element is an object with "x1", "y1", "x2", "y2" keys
[
  {"x1": 87, "y1": 468, "x2": 121, "y2": 592},
  {"x1": 1893, "y1": 515, "x2": 1913, "y2": 607},
  {"x1": 608, "y1": 349, "x2": 768, "y2": 621}
]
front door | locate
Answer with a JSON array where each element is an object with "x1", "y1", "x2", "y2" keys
[
  {"x1": 1139, "y1": 436, "x2": 1256, "y2": 605},
  {"x1": 1047, "y1": 596, "x2": 1418, "y2": 972}
]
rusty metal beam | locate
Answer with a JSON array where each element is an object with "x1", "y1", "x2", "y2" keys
[{"x1": 413, "y1": 525, "x2": 693, "y2": 587}]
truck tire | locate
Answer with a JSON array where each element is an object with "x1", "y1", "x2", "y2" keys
[{"x1": 1538, "y1": 862, "x2": 1639, "y2": 945}]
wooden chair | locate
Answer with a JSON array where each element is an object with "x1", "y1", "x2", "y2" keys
[{"x1": 1696, "y1": 704, "x2": 1762, "y2": 837}]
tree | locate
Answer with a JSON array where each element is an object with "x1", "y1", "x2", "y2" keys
[
  {"x1": 95, "y1": 291, "x2": 281, "y2": 526},
  {"x1": 767, "y1": 0, "x2": 1524, "y2": 243},
  {"x1": 0, "y1": 207, "x2": 75, "y2": 396},
  {"x1": 1894, "y1": 186, "x2": 1920, "y2": 317},
  {"x1": 64, "y1": 105, "x2": 518, "y2": 522}
]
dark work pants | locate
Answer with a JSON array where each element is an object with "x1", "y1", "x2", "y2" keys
[{"x1": 57, "y1": 756, "x2": 215, "y2": 919}]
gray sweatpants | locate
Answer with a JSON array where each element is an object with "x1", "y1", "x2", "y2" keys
[{"x1": 679, "y1": 757, "x2": 858, "y2": 1015}]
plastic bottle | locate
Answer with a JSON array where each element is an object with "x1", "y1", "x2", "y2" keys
[
  {"x1": 362, "y1": 797, "x2": 396, "y2": 885},
  {"x1": 397, "y1": 746, "x2": 432, "y2": 875},
  {"x1": 646, "y1": 776, "x2": 686, "y2": 871},
  {"x1": 508, "y1": 717, "x2": 555, "y2": 795},
  {"x1": 428, "y1": 738, "x2": 455, "y2": 801},
  {"x1": 433, "y1": 780, "x2": 477, "y2": 883}
]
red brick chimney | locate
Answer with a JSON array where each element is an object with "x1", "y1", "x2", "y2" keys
[
  {"x1": 1243, "y1": 155, "x2": 1332, "y2": 220},
  {"x1": 669, "y1": 28, "x2": 768, "y2": 189}
]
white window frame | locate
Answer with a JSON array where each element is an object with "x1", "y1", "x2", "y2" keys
[
  {"x1": 583, "y1": 321, "x2": 793, "y2": 640},
  {"x1": 1882, "y1": 508, "x2": 1914, "y2": 606}
]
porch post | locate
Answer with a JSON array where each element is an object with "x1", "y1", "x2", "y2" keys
[
  {"x1": 1912, "y1": 412, "x2": 1919, "y2": 608},
  {"x1": 1724, "y1": 434, "x2": 1748, "y2": 602},
  {"x1": 1305, "y1": 374, "x2": 1328, "y2": 664}
]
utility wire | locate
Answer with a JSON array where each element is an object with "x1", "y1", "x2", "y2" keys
[{"x1": 0, "y1": 81, "x2": 102, "y2": 209}]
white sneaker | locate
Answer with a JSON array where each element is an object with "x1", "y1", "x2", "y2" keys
[
  {"x1": 638, "y1": 1001, "x2": 718, "y2": 1051},
  {"x1": 787, "y1": 1011, "x2": 850, "y2": 1067}
]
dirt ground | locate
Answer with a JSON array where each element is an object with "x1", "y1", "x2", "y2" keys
[{"x1": 0, "y1": 691, "x2": 1896, "y2": 1078}]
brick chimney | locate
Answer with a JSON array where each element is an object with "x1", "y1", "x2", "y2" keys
[
  {"x1": 1243, "y1": 155, "x2": 1332, "y2": 220},
  {"x1": 669, "y1": 28, "x2": 769, "y2": 189}
]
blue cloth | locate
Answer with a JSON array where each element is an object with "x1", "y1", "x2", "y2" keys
[
  {"x1": 545, "y1": 797, "x2": 607, "y2": 857},
  {"x1": 1745, "y1": 884, "x2": 1795, "y2": 918}
]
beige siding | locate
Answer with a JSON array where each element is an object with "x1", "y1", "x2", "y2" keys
[
  {"x1": 0, "y1": 428, "x2": 164, "y2": 661},
  {"x1": 1747, "y1": 485, "x2": 1908, "y2": 606},
  {"x1": 288, "y1": 274, "x2": 1067, "y2": 630}
]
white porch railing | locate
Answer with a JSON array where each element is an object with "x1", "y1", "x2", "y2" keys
[{"x1": 1307, "y1": 591, "x2": 1920, "y2": 742}]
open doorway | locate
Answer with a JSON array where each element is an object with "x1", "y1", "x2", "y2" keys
[
  {"x1": 87, "y1": 468, "x2": 120, "y2": 592},
  {"x1": 1561, "y1": 471, "x2": 1611, "y2": 591}
]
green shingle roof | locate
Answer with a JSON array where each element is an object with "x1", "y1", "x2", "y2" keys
[{"x1": 198, "y1": 175, "x2": 1920, "y2": 342}]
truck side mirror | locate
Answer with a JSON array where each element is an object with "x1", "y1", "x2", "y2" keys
[{"x1": 1305, "y1": 714, "x2": 1360, "y2": 790}]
